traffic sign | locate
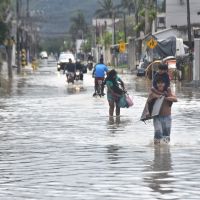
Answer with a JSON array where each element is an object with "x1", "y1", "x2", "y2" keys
[
  {"x1": 146, "y1": 37, "x2": 158, "y2": 49},
  {"x1": 119, "y1": 41, "x2": 126, "y2": 53}
]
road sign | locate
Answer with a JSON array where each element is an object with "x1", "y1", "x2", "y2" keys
[
  {"x1": 119, "y1": 41, "x2": 126, "y2": 53},
  {"x1": 146, "y1": 37, "x2": 158, "y2": 49}
]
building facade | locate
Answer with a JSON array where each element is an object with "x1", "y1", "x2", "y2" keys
[{"x1": 166, "y1": 0, "x2": 200, "y2": 28}]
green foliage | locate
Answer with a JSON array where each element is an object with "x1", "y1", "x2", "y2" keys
[
  {"x1": 0, "y1": 0, "x2": 11, "y2": 44},
  {"x1": 102, "y1": 32, "x2": 112, "y2": 48},
  {"x1": 69, "y1": 10, "x2": 88, "y2": 42},
  {"x1": 95, "y1": 0, "x2": 115, "y2": 18},
  {"x1": 119, "y1": 0, "x2": 135, "y2": 15},
  {"x1": 116, "y1": 31, "x2": 124, "y2": 43},
  {"x1": 134, "y1": 21, "x2": 145, "y2": 32},
  {"x1": 0, "y1": 21, "x2": 8, "y2": 44},
  {"x1": 139, "y1": 8, "x2": 145, "y2": 17},
  {"x1": 40, "y1": 38, "x2": 65, "y2": 53},
  {"x1": 149, "y1": 8, "x2": 157, "y2": 21},
  {"x1": 81, "y1": 39, "x2": 92, "y2": 53},
  {"x1": 0, "y1": 0, "x2": 11, "y2": 20}
]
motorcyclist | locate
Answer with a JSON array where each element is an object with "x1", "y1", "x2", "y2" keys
[
  {"x1": 87, "y1": 53, "x2": 93, "y2": 62},
  {"x1": 75, "y1": 59, "x2": 84, "y2": 80},
  {"x1": 87, "y1": 53, "x2": 93, "y2": 71},
  {"x1": 63, "y1": 58, "x2": 76, "y2": 81},
  {"x1": 92, "y1": 58, "x2": 109, "y2": 96}
]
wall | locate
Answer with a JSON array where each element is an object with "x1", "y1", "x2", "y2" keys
[{"x1": 194, "y1": 39, "x2": 200, "y2": 81}]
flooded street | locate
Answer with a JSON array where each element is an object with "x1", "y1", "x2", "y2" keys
[{"x1": 0, "y1": 58, "x2": 200, "y2": 200}]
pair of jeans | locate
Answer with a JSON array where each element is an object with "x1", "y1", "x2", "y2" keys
[{"x1": 153, "y1": 115, "x2": 172, "y2": 142}]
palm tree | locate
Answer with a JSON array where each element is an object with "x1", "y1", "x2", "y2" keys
[
  {"x1": 0, "y1": 0, "x2": 11, "y2": 21},
  {"x1": 119, "y1": 0, "x2": 155, "y2": 35},
  {"x1": 69, "y1": 10, "x2": 88, "y2": 40},
  {"x1": 116, "y1": 0, "x2": 144, "y2": 37},
  {"x1": 95, "y1": 0, "x2": 115, "y2": 18},
  {"x1": 0, "y1": 0, "x2": 11, "y2": 44},
  {"x1": 119, "y1": 0, "x2": 135, "y2": 15}
]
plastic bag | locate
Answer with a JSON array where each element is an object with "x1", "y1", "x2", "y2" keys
[{"x1": 126, "y1": 94, "x2": 134, "y2": 107}]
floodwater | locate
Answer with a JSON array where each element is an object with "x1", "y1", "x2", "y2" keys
[{"x1": 0, "y1": 57, "x2": 200, "y2": 200}]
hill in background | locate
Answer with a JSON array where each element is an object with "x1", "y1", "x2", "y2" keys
[{"x1": 28, "y1": 0, "x2": 119, "y2": 38}]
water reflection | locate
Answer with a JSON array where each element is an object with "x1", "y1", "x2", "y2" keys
[
  {"x1": 106, "y1": 145, "x2": 121, "y2": 163},
  {"x1": 0, "y1": 77, "x2": 13, "y2": 96},
  {"x1": 1, "y1": 63, "x2": 200, "y2": 199},
  {"x1": 144, "y1": 146, "x2": 174, "y2": 194},
  {"x1": 107, "y1": 116, "x2": 132, "y2": 126},
  {"x1": 66, "y1": 84, "x2": 85, "y2": 94}
]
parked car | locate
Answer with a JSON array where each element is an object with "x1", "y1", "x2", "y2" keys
[
  {"x1": 40, "y1": 51, "x2": 48, "y2": 59},
  {"x1": 136, "y1": 59, "x2": 150, "y2": 77},
  {"x1": 57, "y1": 52, "x2": 75, "y2": 71},
  {"x1": 136, "y1": 61, "x2": 145, "y2": 76}
]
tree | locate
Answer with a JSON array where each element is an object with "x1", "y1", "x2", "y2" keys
[
  {"x1": 144, "y1": 0, "x2": 156, "y2": 34},
  {"x1": 0, "y1": 21, "x2": 8, "y2": 44},
  {"x1": 69, "y1": 10, "x2": 88, "y2": 41},
  {"x1": 115, "y1": 0, "x2": 145, "y2": 37},
  {"x1": 0, "y1": 0, "x2": 11, "y2": 44},
  {"x1": 68, "y1": 10, "x2": 89, "y2": 52},
  {"x1": 102, "y1": 32, "x2": 112, "y2": 48},
  {"x1": 95, "y1": 0, "x2": 115, "y2": 18},
  {"x1": 119, "y1": 0, "x2": 135, "y2": 15},
  {"x1": 0, "y1": 0, "x2": 11, "y2": 21}
]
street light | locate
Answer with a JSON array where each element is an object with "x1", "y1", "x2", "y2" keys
[
  {"x1": 123, "y1": 12, "x2": 127, "y2": 43},
  {"x1": 186, "y1": 0, "x2": 193, "y2": 81},
  {"x1": 16, "y1": 0, "x2": 21, "y2": 73}
]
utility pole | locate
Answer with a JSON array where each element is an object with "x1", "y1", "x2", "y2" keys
[
  {"x1": 16, "y1": 0, "x2": 21, "y2": 73},
  {"x1": 112, "y1": 11, "x2": 115, "y2": 45},
  {"x1": 145, "y1": 0, "x2": 150, "y2": 35},
  {"x1": 123, "y1": 12, "x2": 127, "y2": 43},
  {"x1": 186, "y1": 0, "x2": 193, "y2": 80},
  {"x1": 155, "y1": 0, "x2": 158, "y2": 33},
  {"x1": 26, "y1": 0, "x2": 30, "y2": 18},
  {"x1": 186, "y1": 0, "x2": 192, "y2": 50},
  {"x1": 26, "y1": 0, "x2": 30, "y2": 64}
]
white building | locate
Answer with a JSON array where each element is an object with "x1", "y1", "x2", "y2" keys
[
  {"x1": 166, "y1": 0, "x2": 200, "y2": 28},
  {"x1": 155, "y1": 0, "x2": 200, "y2": 41}
]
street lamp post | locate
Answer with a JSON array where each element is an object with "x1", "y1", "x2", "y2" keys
[
  {"x1": 186, "y1": 0, "x2": 193, "y2": 80},
  {"x1": 112, "y1": 10, "x2": 116, "y2": 45},
  {"x1": 123, "y1": 12, "x2": 127, "y2": 43},
  {"x1": 186, "y1": 0, "x2": 192, "y2": 50},
  {"x1": 16, "y1": 0, "x2": 21, "y2": 73}
]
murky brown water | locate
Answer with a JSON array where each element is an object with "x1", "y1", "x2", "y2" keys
[{"x1": 0, "y1": 58, "x2": 200, "y2": 199}]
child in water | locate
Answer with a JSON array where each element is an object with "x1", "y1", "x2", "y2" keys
[
  {"x1": 148, "y1": 77, "x2": 177, "y2": 144},
  {"x1": 152, "y1": 63, "x2": 170, "y2": 96}
]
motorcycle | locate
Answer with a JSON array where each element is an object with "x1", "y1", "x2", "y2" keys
[
  {"x1": 75, "y1": 70, "x2": 81, "y2": 81},
  {"x1": 96, "y1": 79, "x2": 103, "y2": 96},
  {"x1": 93, "y1": 79, "x2": 104, "y2": 97},
  {"x1": 66, "y1": 72, "x2": 75, "y2": 84},
  {"x1": 87, "y1": 60, "x2": 93, "y2": 71}
]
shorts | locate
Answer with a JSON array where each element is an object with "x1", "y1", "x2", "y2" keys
[{"x1": 153, "y1": 115, "x2": 172, "y2": 143}]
